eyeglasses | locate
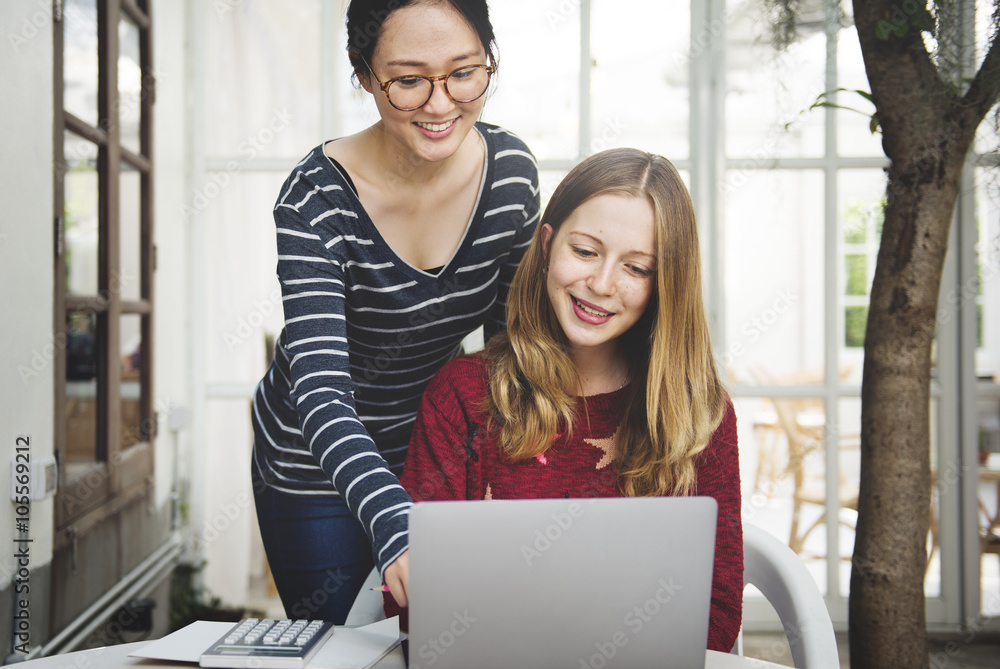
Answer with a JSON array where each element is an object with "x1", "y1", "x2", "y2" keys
[{"x1": 362, "y1": 57, "x2": 495, "y2": 111}]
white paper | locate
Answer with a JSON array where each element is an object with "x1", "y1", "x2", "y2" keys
[
  {"x1": 128, "y1": 620, "x2": 235, "y2": 662},
  {"x1": 310, "y1": 617, "x2": 401, "y2": 669},
  {"x1": 128, "y1": 618, "x2": 401, "y2": 669}
]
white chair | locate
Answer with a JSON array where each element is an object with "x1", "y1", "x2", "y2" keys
[
  {"x1": 346, "y1": 526, "x2": 840, "y2": 668},
  {"x1": 344, "y1": 567, "x2": 387, "y2": 626},
  {"x1": 740, "y1": 524, "x2": 840, "y2": 668}
]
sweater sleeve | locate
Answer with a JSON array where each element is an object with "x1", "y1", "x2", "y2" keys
[
  {"x1": 695, "y1": 401, "x2": 743, "y2": 652},
  {"x1": 385, "y1": 358, "x2": 484, "y2": 622},
  {"x1": 272, "y1": 186, "x2": 411, "y2": 578},
  {"x1": 398, "y1": 358, "x2": 484, "y2": 502}
]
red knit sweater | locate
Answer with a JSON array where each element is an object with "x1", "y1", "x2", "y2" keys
[{"x1": 389, "y1": 356, "x2": 743, "y2": 652}]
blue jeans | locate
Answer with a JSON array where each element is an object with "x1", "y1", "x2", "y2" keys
[{"x1": 253, "y1": 469, "x2": 375, "y2": 624}]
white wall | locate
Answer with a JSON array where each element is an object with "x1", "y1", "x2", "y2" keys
[
  {"x1": 0, "y1": 0, "x2": 58, "y2": 584},
  {"x1": 151, "y1": 0, "x2": 192, "y2": 516}
]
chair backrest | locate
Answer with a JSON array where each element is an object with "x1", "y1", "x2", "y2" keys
[{"x1": 743, "y1": 524, "x2": 840, "y2": 668}]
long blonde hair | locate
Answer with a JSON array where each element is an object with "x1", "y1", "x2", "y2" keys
[{"x1": 484, "y1": 148, "x2": 728, "y2": 496}]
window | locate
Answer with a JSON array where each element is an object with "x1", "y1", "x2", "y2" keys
[
  {"x1": 839, "y1": 176, "x2": 883, "y2": 349},
  {"x1": 54, "y1": 0, "x2": 155, "y2": 536}
]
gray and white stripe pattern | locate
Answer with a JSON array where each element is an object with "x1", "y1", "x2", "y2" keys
[{"x1": 252, "y1": 123, "x2": 540, "y2": 574}]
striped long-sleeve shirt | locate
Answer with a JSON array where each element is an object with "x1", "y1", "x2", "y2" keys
[{"x1": 251, "y1": 123, "x2": 540, "y2": 575}]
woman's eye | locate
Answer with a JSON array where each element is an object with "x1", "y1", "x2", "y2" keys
[
  {"x1": 395, "y1": 76, "x2": 425, "y2": 88},
  {"x1": 628, "y1": 264, "x2": 654, "y2": 277},
  {"x1": 571, "y1": 247, "x2": 596, "y2": 258},
  {"x1": 451, "y1": 68, "x2": 475, "y2": 81}
]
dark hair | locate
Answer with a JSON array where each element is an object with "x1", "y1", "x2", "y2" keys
[{"x1": 345, "y1": 0, "x2": 497, "y2": 84}]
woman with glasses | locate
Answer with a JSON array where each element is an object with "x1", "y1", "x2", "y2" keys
[{"x1": 251, "y1": 0, "x2": 539, "y2": 623}]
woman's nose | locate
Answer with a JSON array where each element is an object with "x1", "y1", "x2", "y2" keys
[
  {"x1": 587, "y1": 262, "x2": 616, "y2": 295},
  {"x1": 421, "y1": 79, "x2": 455, "y2": 114}
]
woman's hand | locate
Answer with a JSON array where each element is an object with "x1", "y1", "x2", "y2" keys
[{"x1": 384, "y1": 549, "x2": 410, "y2": 608}]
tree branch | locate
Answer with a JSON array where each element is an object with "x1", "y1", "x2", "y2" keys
[
  {"x1": 853, "y1": 1, "x2": 952, "y2": 154},
  {"x1": 961, "y1": 30, "x2": 1000, "y2": 121}
]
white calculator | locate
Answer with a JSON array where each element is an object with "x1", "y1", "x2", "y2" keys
[{"x1": 199, "y1": 618, "x2": 336, "y2": 668}]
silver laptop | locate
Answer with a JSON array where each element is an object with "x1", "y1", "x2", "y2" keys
[{"x1": 407, "y1": 497, "x2": 718, "y2": 669}]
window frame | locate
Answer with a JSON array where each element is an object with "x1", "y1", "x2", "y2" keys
[{"x1": 53, "y1": 0, "x2": 156, "y2": 544}]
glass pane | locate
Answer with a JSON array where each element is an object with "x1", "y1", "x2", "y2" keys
[
  {"x1": 738, "y1": 396, "x2": 829, "y2": 594},
  {"x1": 927, "y1": 398, "x2": 943, "y2": 599},
  {"x1": 119, "y1": 165, "x2": 142, "y2": 302},
  {"x1": 203, "y1": 0, "x2": 320, "y2": 158},
  {"x1": 836, "y1": 19, "x2": 882, "y2": 158},
  {"x1": 725, "y1": 0, "x2": 826, "y2": 159},
  {"x1": 539, "y1": 169, "x2": 568, "y2": 212},
  {"x1": 839, "y1": 169, "x2": 886, "y2": 384},
  {"x1": 118, "y1": 16, "x2": 143, "y2": 155},
  {"x1": 488, "y1": 3, "x2": 579, "y2": 160},
  {"x1": 837, "y1": 398, "x2": 862, "y2": 597},
  {"x1": 65, "y1": 131, "x2": 100, "y2": 297},
  {"x1": 65, "y1": 312, "x2": 100, "y2": 463},
  {"x1": 974, "y1": 168, "x2": 1000, "y2": 618},
  {"x1": 64, "y1": 0, "x2": 99, "y2": 126},
  {"x1": 844, "y1": 306, "x2": 867, "y2": 348},
  {"x1": 722, "y1": 170, "x2": 825, "y2": 384},
  {"x1": 590, "y1": 0, "x2": 689, "y2": 158},
  {"x1": 844, "y1": 255, "x2": 867, "y2": 296},
  {"x1": 974, "y1": 168, "x2": 1000, "y2": 377},
  {"x1": 973, "y1": 3, "x2": 1000, "y2": 156},
  {"x1": 120, "y1": 314, "x2": 144, "y2": 448}
]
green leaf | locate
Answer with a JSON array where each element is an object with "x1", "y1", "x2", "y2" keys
[
  {"x1": 854, "y1": 89, "x2": 874, "y2": 104},
  {"x1": 869, "y1": 113, "x2": 881, "y2": 134}
]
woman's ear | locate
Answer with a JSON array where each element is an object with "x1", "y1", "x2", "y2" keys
[
  {"x1": 539, "y1": 224, "x2": 554, "y2": 263},
  {"x1": 350, "y1": 52, "x2": 374, "y2": 94}
]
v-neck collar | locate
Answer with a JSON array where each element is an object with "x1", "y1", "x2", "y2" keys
[{"x1": 322, "y1": 124, "x2": 493, "y2": 286}]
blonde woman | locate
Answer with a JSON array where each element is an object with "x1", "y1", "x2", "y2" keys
[{"x1": 391, "y1": 148, "x2": 742, "y2": 651}]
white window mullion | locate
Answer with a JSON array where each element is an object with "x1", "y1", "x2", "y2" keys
[
  {"x1": 822, "y1": 0, "x2": 841, "y2": 603},
  {"x1": 577, "y1": 0, "x2": 591, "y2": 160}
]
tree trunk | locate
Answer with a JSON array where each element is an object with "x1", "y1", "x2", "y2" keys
[{"x1": 849, "y1": 2, "x2": 1000, "y2": 666}]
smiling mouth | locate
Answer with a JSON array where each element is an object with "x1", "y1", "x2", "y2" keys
[
  {"x1": 414, "y1": 119, "x2": 457, "y2": 132},
  {"x1": 573, "y1": 296, "x2": 613, "y2": 318}
]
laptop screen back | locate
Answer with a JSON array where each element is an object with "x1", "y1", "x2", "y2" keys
[{"x1": 407, "y1": 497, "x2": 718, "y2": 669}]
